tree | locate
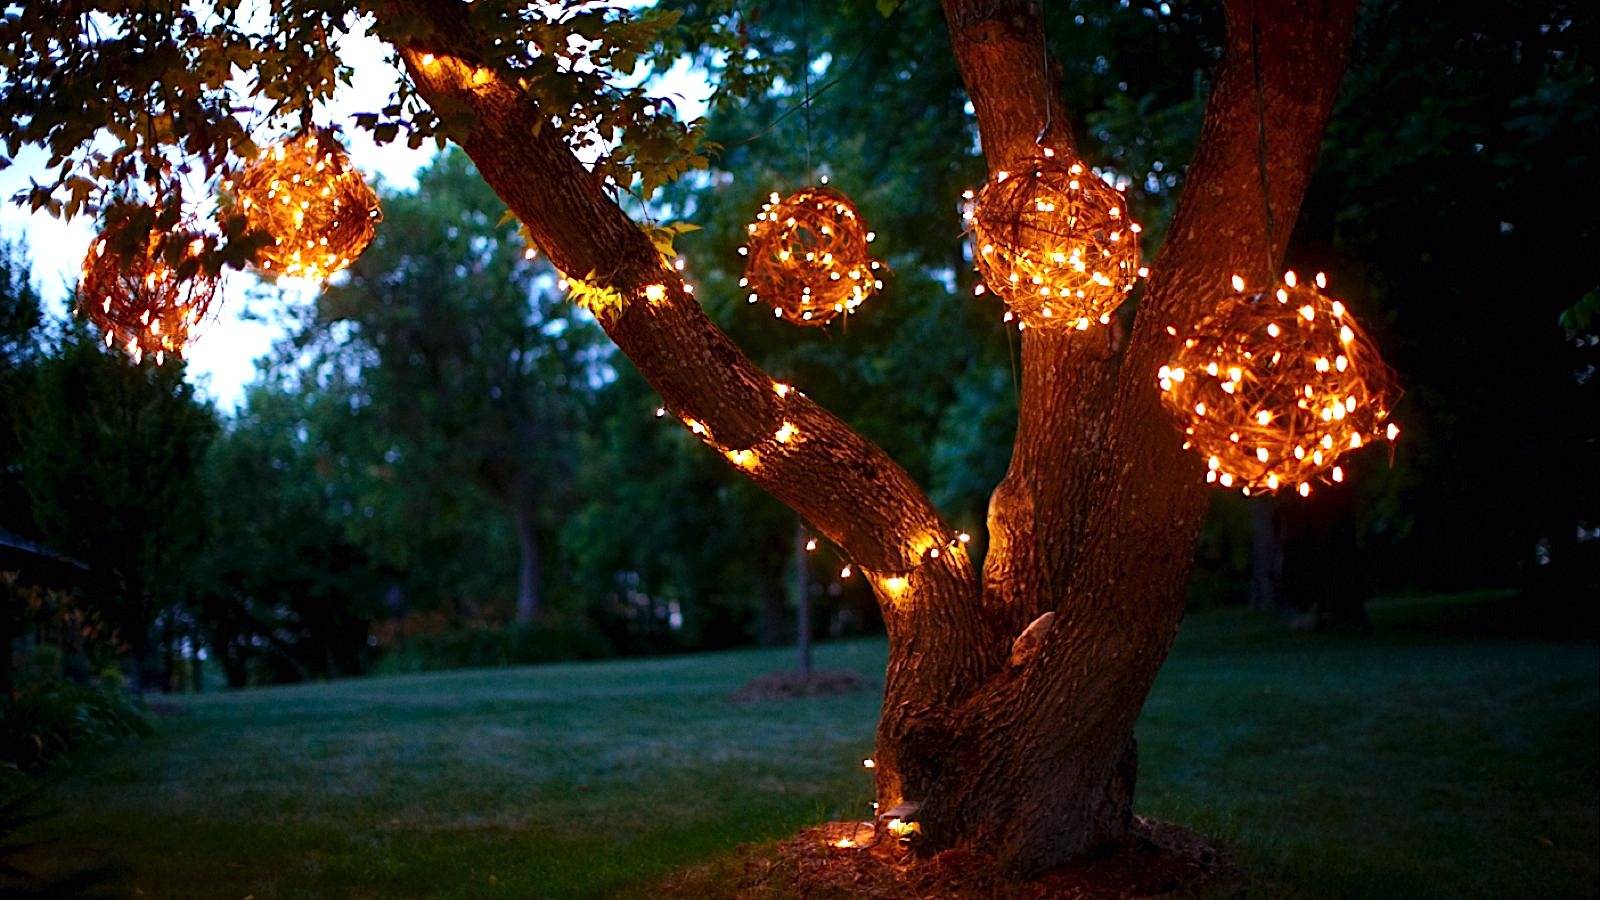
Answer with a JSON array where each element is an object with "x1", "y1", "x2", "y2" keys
[
  {"x1": 0, "y1": 240, "x2": 44, "y2": 537},
  {"x1": 314, "y1": 150, "x2": 601, "y2": 624},
  {"x1": 200, "y1": 378, "x2": 384, "y2": 685},
  {"x1": 18, "y1": 324, "x2": 215, "y2": 689},
  {"x1": 1, "y1": 0, "x2": 1360, "y2": 874}
]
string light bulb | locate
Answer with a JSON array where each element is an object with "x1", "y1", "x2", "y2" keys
[
  {"x1": 1159, "y1": 272, "x2": 1399, "y2": 496},
  {"x1": 739, "y1": 186, "x2": 884, "y2": 326},
  {"x1": 224, "y1": 129, "x2": 382, "y2": 282},
  {"x1": 967, "y1": 154, "x2": 1143, "y2": 330},
  {"x1": 78, "y1": 211, "x2": 220, "y2": 365}
]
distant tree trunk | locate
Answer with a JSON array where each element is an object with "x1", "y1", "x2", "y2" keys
[
  {"x1": 221, "y1": 643, "x2": 247, "y2": 688},
  {"x1": 209, "y1": 608, "x2": 249, "y2": 689},
  {"x1": 512, "y1": 499, "x2": 542, "y2": 624},
  {"x1": 190, "y1": 625, "x2": 203, "y2": 693},
  {"x1": 758, "y1": 580, "x2": 785, "y2": 647},
  {"x1": 1280, "y1": 480, "x2": 1370, "y2": 630},
  {"x1": 388, "y1": 0, "x2": 1356, "y2": 875},
  {"x1": 794, "y1": 520, "x2": 812, "y2": 677},
  {"x1": 1249, "y1": 498, "x2": 1286, "y2": 611},
  {"x1": 160, "y1": 614, "x2": 177, "y2": 693}
]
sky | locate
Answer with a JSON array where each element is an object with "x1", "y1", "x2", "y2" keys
[{"x1": 1, "y1": 17, "x2": 711, "y2": 411}]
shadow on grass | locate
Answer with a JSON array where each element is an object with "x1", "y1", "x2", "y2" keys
[
  {"x1": 0, "y1": 793, "x2": 120, "y2": 899},
  {"x1": 1367, "y1": 589, "x2": 1600, "y2": 642}
]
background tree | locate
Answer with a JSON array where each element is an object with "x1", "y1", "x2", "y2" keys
[
  {"x1": 18, "y1": 324, "x2": 214, "y2": 689},
  {"x1": 0, "y1": 241, "x2": 44, "y2": 539},
  {"x1": 199, "y1": 376, "x2": 383, "y2": 685},
  {"x1": 313, "y1": 150, "x2": 602, "y2": 624}
]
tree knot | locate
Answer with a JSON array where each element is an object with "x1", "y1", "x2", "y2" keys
[{"x1": 1008, "y1": 611, "x2": 1055, "y2": 667}]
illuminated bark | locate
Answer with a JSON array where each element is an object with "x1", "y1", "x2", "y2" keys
[{"x1": 384, "y1": 0, "x2": 1356, "y2": 876}]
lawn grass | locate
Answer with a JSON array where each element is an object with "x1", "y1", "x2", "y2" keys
[{"x1": 8, "y1": 592, "x2": 1597, "y2": 898}]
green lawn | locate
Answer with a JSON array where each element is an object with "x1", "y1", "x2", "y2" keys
[{"x1": 9, "y1": 593, "x2": 1598, "y2": 898}]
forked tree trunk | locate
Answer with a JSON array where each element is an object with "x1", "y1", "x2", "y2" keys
[{"x1": 383, "y1": 0, "x2": 1356, "y2": 876}]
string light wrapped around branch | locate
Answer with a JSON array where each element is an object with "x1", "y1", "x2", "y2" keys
[
  {"x1": 655, "y1": 380, "x2": 972, "y2": 596},
  {"x1": 738, "y1": 184, "x2": 884, "y2": 326},
  {"x1": 966, "y1": 151, "x2": 1144, "y2": 330},
  {"x1": 1158, "y1": 271, "x2": 1400, "y2": 497},
  {"x1": 224, "y1": 129, "x2": 382, "y2": 281},
  {"x1": 78, "y1": 211, "x2": 219, "y2": 366}
]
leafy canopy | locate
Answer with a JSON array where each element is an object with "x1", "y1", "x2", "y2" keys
[{"x1": 0, "y1": 1, "x2": 777, "y2": 245}]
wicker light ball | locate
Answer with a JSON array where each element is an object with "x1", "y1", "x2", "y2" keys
[
  {"x1": 738, "y1": 185, "x2": 884, "y2": 326},
  {"x1": 1158, "y1": 271, "x2": 1399, "y2": 497},
  {"x1": 225, "y1": 129, "x2": 381, "y2": 281},
  {"x1": 79, "y1": 215, "x2": 219, "y2": 365},
  {"x1": 967, "y1": 153, "x2": 1142, "y2": 330}
]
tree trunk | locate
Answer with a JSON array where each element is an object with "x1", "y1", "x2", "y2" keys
[
  {"x1": 382, "y1": 0, "x2": 1356, "y2": 876},
  {"x1": 1249, "y1": 497, "x2": 1286, "y2": 611},
  {"x1": 758, "y1": 579, "x2": 785, "y2": 647},
  {"x1": 512, "y1": 498, "x2": 542, "y2": 624},
  {"x1": 794, "y1": 520, "x2": 812, "y2": 677},
  {"x1": 1279, "y1": 479, "x2": 1371, "y2": 630}
]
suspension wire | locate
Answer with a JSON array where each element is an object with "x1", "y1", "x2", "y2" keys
[
  {"x1": 723, "y1": 3, "x2": 904, "y2": 153},
  {"x1": 1249, "y1": 0, "x2": 1277, "y2": 275},
  {"x1": 800, "y1": 0, "x2": 813, "y2": 183},
  {"x1": 1037, "y1": 0, "x2": 1052, "y2": 146}
]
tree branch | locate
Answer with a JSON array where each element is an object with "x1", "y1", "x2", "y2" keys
[{"x1": 375, "y1": 0, "x2": 999, "y2": 695}]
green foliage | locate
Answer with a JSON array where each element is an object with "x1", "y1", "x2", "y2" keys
[
  {"x1": 0, "y1": 674, "x2": 150, "y2": 782},
  {"x1": 17, "y1": 322, "x2": 215, "y2": 676},
  {"x1": 559, "y1": 269, "x2": 629, "y2": 319},
  {"x1": 0, "y1": 0, "x2": 773, "y2": 242},
  {"x1": 0, "y1": 240, "x2": 43, "y2": 535},
  {"x1": 317, "y1": 150, "x2": 602, "y2": 618},
  {"x1": 0, "y1": 571, "x2": 150, "y2": 783},
  {"x1": 197, "y1": 148, "x2": 606, "y2": 676},
  {"x1": 371, "y1": 615, "x2": 613, "y2": 675},
  {"x1": 1296, "y1": 0, "x2": 1600, "y2": 590},
  {"x1": 1560, "y1": 288, "x2": 1600, "y2": 337},
  {"x1": 198, "y1": 382, "x2": 384, "y2": 685}
]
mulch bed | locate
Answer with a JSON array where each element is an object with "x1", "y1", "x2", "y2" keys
[
  {"x1": 728, "y1": 669, "x2": 866, "y2": 703},
  {"x1": 661, "y1": 817, "x2": 1244, "y2": 898}
]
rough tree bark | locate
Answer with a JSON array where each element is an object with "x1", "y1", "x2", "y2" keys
[{"x1": 381, "y1": 0, "x2": 1357, "y2": 876}]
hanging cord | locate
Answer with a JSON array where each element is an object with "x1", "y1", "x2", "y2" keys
[
  {"x1": 800, "y1": 0, "x2": 814, "y2": 182},
  {"x1": 1036, "y1": 0, "x2": 1053, "y2": 147},
  {"x1": 1249, "y1": 0, "x2": 1277, "y2": 275},
  {"x1": 724, "y1": 3, "x2": 904, "y2": 152}
]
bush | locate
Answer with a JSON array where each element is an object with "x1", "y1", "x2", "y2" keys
[
  {"x1": 374, "y1": 614, "x2": 614, "y2": 674},
  {"x1": 0, "y1": 673, "x2": 151, "y2": 783}
]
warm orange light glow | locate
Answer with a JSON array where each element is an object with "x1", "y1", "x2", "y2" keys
[
  {"x1": 1159, "y1": 273, "x2": 1398, "y2": 496},
  {"x1": 968, "y1": 155, "x2": 1142, "y2": 330},
  {"x1": 886, "y1": 818, "x2": 921, "y2": 839},
  {"x1": 226, "y1": 129, "x2": 381, "y2": 282},
  {"x1": 78, "y1": 213, "x2": 219, "y2": 365},
  {"x1": 739, "y1": 186, "x2": 883, "y2": 326}
]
